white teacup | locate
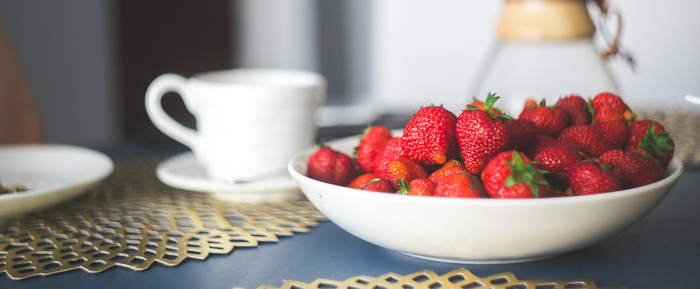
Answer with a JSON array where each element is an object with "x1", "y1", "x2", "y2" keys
[{"x1": 145, "y1": 68, "x2": 326, "y2": 182}]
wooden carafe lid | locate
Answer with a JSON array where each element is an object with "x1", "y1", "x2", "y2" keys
[{"x1": 497, "y1": 0, "x2": 596, "y2": 40}]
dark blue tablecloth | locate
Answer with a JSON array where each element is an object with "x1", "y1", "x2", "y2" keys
[{"x1": 1, "y1": 147, "x2": 697, "y2": 289}]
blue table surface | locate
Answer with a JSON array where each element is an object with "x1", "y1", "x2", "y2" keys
[{"x1": 1, "y1": 146, "x2": 698, "y2": 289}]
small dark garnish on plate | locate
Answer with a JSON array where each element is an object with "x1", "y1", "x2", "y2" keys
[{"x1": 1, "y1": 183, "x2": 29, "y2": 194}]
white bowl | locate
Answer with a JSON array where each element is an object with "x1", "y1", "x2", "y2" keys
[{"x1": 288, "y1": 134, "x2": 684, "y2": 264}]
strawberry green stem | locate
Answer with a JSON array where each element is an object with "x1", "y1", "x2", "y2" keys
[
  {"x1": 638, "y1": 122, "x2": 672, "y2": 157},
  {"x1": 504, "y1": 151, "x2": 550, "y2": 198},
  {"x1": 477, "y1": 92, "x2": 512, "y2": 120},
  {"x1": 395, "y1": 179, "x2": 410, "y2": 195}
]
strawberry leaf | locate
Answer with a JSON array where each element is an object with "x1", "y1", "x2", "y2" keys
[
  {"x1": 395, "y1": 179, "x2": 410, "y2": 195},
  {"x1": 361, "y1": 178, "x2": 382, "y2": 190},
  {"x1": 638, "y1": 122, "x2": 673, "y2": 157},
  {"x1": 586, "y1": 98, "x2": 596, "y2": 123},
  {"x1": 484, "y1": 92, "x2": 500, "y2": 110},
  {"x1": 497, "y1": 114, "x2": 513, "y2": 121},
  {"x1": 465, "y1": 104, "x2": 481, "y2": 111},
  {"x1": 504, "y1": 151, "x2": 550, "y2": 198},
  {"x1": 483, "y1": 92, "x2": 512, "y2": 120}
]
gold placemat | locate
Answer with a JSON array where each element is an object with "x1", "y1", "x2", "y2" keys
[
  {"x1": 244, "y1": 268, "x2": 624, "y2": 289},
  {"x1": 637, "y1": 111, "x2": 700, "y2": 168},
  {"x1": 0, "y1": 156, "x2": 325, "y2": 280}
]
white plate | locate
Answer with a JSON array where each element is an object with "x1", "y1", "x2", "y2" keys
[
  {"x1": 0, "y1": 144, "x2": 114, "y2": 219},
  {"x1": 156, "y1": 151, "x2": 302, "y2": 203}
]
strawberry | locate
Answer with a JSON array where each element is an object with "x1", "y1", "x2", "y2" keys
[
  {"x1": 627, "y1": 119, "x2": 665, "y2": 149},
  {"x1": 348, "y1": 173, "x2": 378, "y2": 190},
  {"x1": 518, "y1": 98, "x2": 569, "y2": 137},
  {"x1": 524, "y1": 135, "x2": 559, "y2": 158},
  {"x1": 558, "y1": 124, "x2": 613, "y2": 158},
  {"x1": 597, "y1": 120, "x2": 629, "y2": 149},
  {"x1": 626, "y1": 119, "x2": 675, "y2": 167},
  {"x1": 591, "y1": 92, "x2": 636, "y2": 123},
  {"x1": 504, "y1": 118, "x2": 537, "y2": 151},
  {"x1": 307, "y1": 145, "x2": 358, "y2": 186},
  {"x1": 531, "y1": 140, "x2": 582, "y2": 191},
  {"x1": 355, "y1": 126, "x2": 393, "y2": 173},
  {"x1": 360, "y1": 178, "x2": 395, "y2": 193},
  {"x1": 534, "y1": 145, "x2": 582, "y2": 175},
  {"x1": 599, "y1": 149, "x2": 663, "y2": 188},
  {"x1": 562, "y1": 161, "x2": 623, "y2": 196},
  {"x1": 481, "y1": 151, "x2": 551, "y2": 198},
  {"x1": 396, "y1": 178, "x2": 436, "y2": 196},
  {"x1": 433, "y1": 173, "x2": 484, "y2": 198},
  {"x1": 524, "y1": 134, "x2": 580, "y2": 159},
  {"x1": 428, "y1": 159, "x2": 469, "y2": 184},
  {"x1": 401, "y1": 105, "x2": 459, "y2": 167},
  {"x1": 371, "y1": 136, "x2": 403, "y2": 176},
  {"x1": 457, "y1": 93, "x2": 512, "y2": 175},
  {"x1": 408, "y1": 178, "x2": 437, "y2": 196},
  {"x1": 382, "y1": 157, "x2": 429, "y2": 189},
  {"x1": 555, "y1": 94, "x2": 592, "y2": 126}
]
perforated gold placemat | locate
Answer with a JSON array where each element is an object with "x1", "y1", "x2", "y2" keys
[
  {"x1": 245, "y1": 268, "x2": 624, "y2": 289},
  {"x1": 0, "y1": 156, "x2": 325, "y2": 280}
]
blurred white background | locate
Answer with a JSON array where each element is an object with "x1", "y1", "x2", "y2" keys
[{"x1": 1, "y1": 0, "x2": 698, "y2": 146}]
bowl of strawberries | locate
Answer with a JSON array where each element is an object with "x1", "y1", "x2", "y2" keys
[{"x1": 288, "y1": 92, "x2": 683, "y2": 264}]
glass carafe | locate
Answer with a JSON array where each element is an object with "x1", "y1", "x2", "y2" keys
[{"x1": 473, "y1": 0, "x2": 620, "y2": 116}]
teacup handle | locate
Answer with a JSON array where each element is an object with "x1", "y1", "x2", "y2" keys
[{"x1": 145, "y1": 73, "x2": 198, "y2": 149}]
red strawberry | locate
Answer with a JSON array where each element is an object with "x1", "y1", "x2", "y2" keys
[
  {"x1": 524, "y1": 135, "x2": 559, "y2": 158},
  {"x1": 428, "y1": 159, "x2": 469, "y2": 184},
  {"x1": 348, "y1": 173, "x2": 378, "y2": 190},
  {"x1": 558, "y1": 124, "x2": 613, "y2": 158},
  {"x1": 524, "y1": 134, "x2": 580, "y2": 159},
  {"x1": 360, "y1": 178, "x2": 395, "y2": 193},
  {"x1": 626, "y1": 119, "x2": 675, "y2": 167},
  {"x1": 433, "y1": 173, "x2": 484, "y2": 198},
  {"x1": 591, "y1": 92, "x2": 635, "y2": 123},
  {"x1": 556, "y1": 94, "x2": 592, "y2": 126},
  {"x1": 599, "y1": 149, "x2": 663, "y2": 188},
  {"x1": 401, "y1": 105, "x2": 459, "y2": 167},
  {"x1": 408, "y1": 178, "x2": 437, "y2": 196},
  {"x1": 457, "y1": 93, "x2": 512, "y2": 175},
  {"x1": 382, "y1": 157, "x2": 429, "y2": 189},
  {"x1": 598, "y1": 120, "x2": 629, "y2": 149},
  {"x1": 658, "y1": 137, "x2": 675, "y2": 167},
  {"x1": 396, "y1": 178, "x2": 436, "y2": 196},
  {"x1": 518, "y1": 98, "x2": 569, "y2": 137},
  {"x1": 534, "y1": 145, "x2": 582, "y2": 175},
  {"x1": 371, "y1": 136, "x2": 403, "y2": 176},
  {"x1": 504, "y1": 118, "x2": 537, "y2": 151},
  {"x1": 481, "y1": 151, "x2": 551, "y2": 198},
  {"x1": 355, "y1": 126, "x2": 393, "y2": 173},
  {"x1": 627, "y1": 119, "x2": 665, "y2": 149},
  {"x1": 562, "y1": 161, "x2": 623, "y2": 196},
  {"x1": 307, "y1": 145, "x2": 358, "y2": 186}
]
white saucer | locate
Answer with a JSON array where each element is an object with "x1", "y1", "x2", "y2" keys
[
  {"x1": 0, "y1": 144, "x2": 114, "y2": 219},
  {"x1": 155, "y1": 151, "x2": 303, "y2": 203}
]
